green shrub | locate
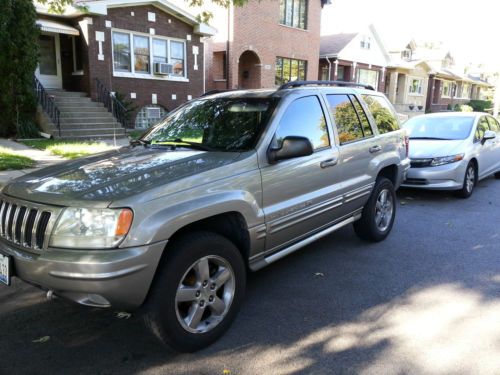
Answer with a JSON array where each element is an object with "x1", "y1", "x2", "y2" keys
[
  {"x1": 16, "y1": 120, "x2": 41, "y2": 139},
  {"x1": 468, "y1": 100, "x2": 492, "y2": 112}
]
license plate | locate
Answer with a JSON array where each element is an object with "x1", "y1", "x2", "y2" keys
[{"x1": 0, "y1": 254, "x2": 11, "y2": 286}]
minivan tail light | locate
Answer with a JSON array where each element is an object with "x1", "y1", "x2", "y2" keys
[{"x1": 404, "y1": 135, "x2": 409, "y2": 158}]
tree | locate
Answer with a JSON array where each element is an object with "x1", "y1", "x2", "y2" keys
[
  {"x1": 37, "y1": 0, "x2": 249, "y2": 22},
  {"x1": 0, "y1": 0, "x2": 39, "y2": 137}
]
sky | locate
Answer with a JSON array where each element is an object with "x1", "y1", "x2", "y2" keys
[{"x1": 321, "y1": 0, "x2": 500, "y2": 70}]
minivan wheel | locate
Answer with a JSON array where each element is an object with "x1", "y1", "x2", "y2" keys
[
  {"x1": 353, "y1": 177, "x2": 396, "y2": 242},
  {"x1": 455, "y1": 162, "x2": 476, "y2": 199},
  {"x1": 494, "y1": 171, "x2": 500, "y2": 179},
  {"x1": 143, "y1": 231, "x2": 246, "y2": 352}
]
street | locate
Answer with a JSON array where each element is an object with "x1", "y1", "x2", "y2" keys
[{"x1": 1, "y1": 178, "x2": 499, "y2": 375}]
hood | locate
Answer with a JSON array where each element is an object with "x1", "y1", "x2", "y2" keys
[
  {"x1": 2, "y1": 146, "x2": 241, "y2": 207},
  {"x1": 408, "y1": 139, "x2": 467, "y2": 159}
]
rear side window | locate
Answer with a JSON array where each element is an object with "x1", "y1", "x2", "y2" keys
[
  {"x1": 487, "y1": 116, "x2": 500, "y2": 133},
  {"x1": 361, "y1": 94, "x2": 400, "y2": 134},
  {"x1": 326, "y1": 94, "x2": 372, "y2": 144},
  {"x1": 275, "y1": 96, "x2": 330, "y2": 150}
]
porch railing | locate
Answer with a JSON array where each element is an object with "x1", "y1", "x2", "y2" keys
[
  {"x1": 95, "y1": 78, "x2": 129, "y2": 128},
  {"x1": 33, "y1": 76, "x2": 61, "y2": 137}
]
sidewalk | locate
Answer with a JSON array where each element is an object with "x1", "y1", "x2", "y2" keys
[{"x1": 0, "y1": 139, "x2": 65, "y2": 187}]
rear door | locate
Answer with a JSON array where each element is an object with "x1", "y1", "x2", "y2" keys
[
  {"x1": 260, "y1": 95, "x2": 342, "y2": 251},
  {"x1": 324, "y1": 93, "x2": 381, "y2": 216}
]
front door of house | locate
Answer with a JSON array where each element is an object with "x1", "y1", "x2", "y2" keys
[{"x1": 35, "y1": 33, "x2": 62, "y2": 89}]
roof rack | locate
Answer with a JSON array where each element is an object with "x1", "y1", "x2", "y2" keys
[{"x1": 278, "y1": 80, "x2": 375, "y2": 91}]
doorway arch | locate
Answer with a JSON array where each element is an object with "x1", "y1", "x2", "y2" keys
[{"x1": 238, "y1": 50, "x2": 261, "y2": 89}]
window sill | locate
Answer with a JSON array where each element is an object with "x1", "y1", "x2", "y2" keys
[
  {"x1": 408, "y1": 93, "x2": 424, "y2": 97},
  {"x1": 213, "y1": 79, "x2": 227, "y2": 82},
  {"x1": 72, "y1": 71, "x2": 84, "y2": 76},
  {"x1": 278, "y1": 23, "x2": 308, "y2": 32},
  {"x1": 113, "y1": 71, "x2": 189, "y2": 82}
]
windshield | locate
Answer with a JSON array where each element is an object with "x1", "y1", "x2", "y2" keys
[
  {"x1": 142, "y1": 97, "x2": 278, "y2": 151},
  {"x1": 403, "y1": 116, "x2": 474, "y2": 140}
]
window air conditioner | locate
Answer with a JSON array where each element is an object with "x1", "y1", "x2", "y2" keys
[{"x1": 154, "y1": 62, "x2": 173, "y2": 75}]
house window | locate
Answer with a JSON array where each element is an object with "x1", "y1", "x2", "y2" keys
[
  {"x1": 275, "y1": 57, "x2": 306, "y2": 85},
  {"x1": 337, "y1": 65, "x2": 345, "y2": 80},
  {"x1": 112, "y1": 32, "x2": 131, "y2": 72},
  {"x1": 135, "y1": 104, "x2": 168, "y2": 129},
  {"x1": 321, "y1": 66, "x2": 329, "y2": 81},
  {"x1": 360, "y1": 35, "x2": 371, "y2": 49},
  {"x1": 460, "y1": 83, "x2": 471, "y2": 99},
  {"x1": 279, "y1": 0, "x2": 307, "y2": 29},
  {"x1": 134, "y1": 35, "x2": 150, "y2": 73},
  {"x1": 170, "y1": 41, "x2": 185, "y2": 77},
  {"x1": 112, "y1": 30, "x2": 187, "y2": 79},
  {"x1": 408, "y1": 78, "x2": 424, "y2": 95},
  {"x1": 401, "y1": 48, "x2": 412, "y2": 60},
  {"x1": 153, "y1": 39, "x2": 168, "y2": 64},
  {"x1": 442, "y1": 81, "x2": 451, "y2": 98},
  {"x1": 357, "y1": 68, "x2": 378, "y2": 90}
]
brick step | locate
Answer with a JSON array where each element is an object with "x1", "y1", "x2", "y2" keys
[
  {"x1": 60, "y1": 110, "x2": 110, "y2": 117},
  {"x1": 57, "y1": 103, "x2": 105, "y2": 110},
  {"x1": 61, "y1": 123, "x2": 122, "y2": 130},
  {"x1": 47, "y1": 91, "x2": 88, "y2": 98},
  {"x1": 60, "y1": 127, "x2": 126, "y2": 135},
  {"x1": 60, "y1": 116, "x2": 117, "y2": 124},
  {"x1": 53, "y1": 97, "x2": 92, "y2": 104}
]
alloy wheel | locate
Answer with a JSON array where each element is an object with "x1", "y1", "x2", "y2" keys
[
  {"x1": 374, "y1": 188, "x2": 394, "y2": 232},
  {"x1": 465, "y1": 166, "x2": 475, "y2": 193},
  {"x1": 175, "y1": 255, "x2": 236, "y2": 334}
]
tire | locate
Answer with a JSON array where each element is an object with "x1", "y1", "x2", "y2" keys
[
  {"x1": 353, "y1": 177, "x2": 396, "y2": 242},
  {"x1": 143, "y1": 231, "x2": 246, "y2": 352},
  {"x1": 455, "y1": 162, "x2": 476, "y2": 199}
]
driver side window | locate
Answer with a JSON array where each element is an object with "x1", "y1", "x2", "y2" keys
[
  {"x1": 274, "y1": 96, "x2": 330, "y2": 151},
  {"x1": 475, "y1": 117, "x2": 489, "y2": 142}
]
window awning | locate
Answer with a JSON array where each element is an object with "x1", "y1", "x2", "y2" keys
[{"x1": 36, "y1": 19, "x2": 79, "y2": 36}]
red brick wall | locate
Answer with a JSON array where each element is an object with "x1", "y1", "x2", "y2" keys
[
  {"x1": 206, "y1": 0, "x2": 322, "y2": 90},
  {"x1": 84, "y1": 5, "x2": 205, "y2": 125}
]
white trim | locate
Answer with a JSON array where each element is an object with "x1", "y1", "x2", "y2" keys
[
  {"x1": 36, "y1": 19, "x2": 80, "y2": 36},
  {"x1": 111, "y1": 28, "x2": 188, "y2": 79},
  {"x1": 408, "y1": 76, "x2": 424, "y2": 96}
]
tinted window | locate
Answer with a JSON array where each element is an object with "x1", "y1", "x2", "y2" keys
[
  {"x1": 361, "y1": 95, "x2": 400, "y2": 134},
  {"x1": 327, "y1": 94, "x2": 371, "y2": 144},
  {"x1": 275, "y1": 96, "x2": 329, "y2": 150},
  {"x1": 487, "y1": 116, "x2": 500, "y2": 133},
  {"x1": 144, "y1": 98, "x2": 277, "y2": 151},
  {"x1": 350, "y1": 95, "x2": 373, "y2": 137},
  {"x1": 475, "y1": 117, "x2": 490, "y2": 141},
  {"x1": 404, "y1": 116, "x2": 474, "y2": 140}
]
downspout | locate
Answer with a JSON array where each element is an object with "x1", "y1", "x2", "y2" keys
[
  {"x1": 226, "y1": 6, "x2": 230, "y2": 90},
  {"x1": 325, "y1": 56, "x2": 332, "y2": 80}
]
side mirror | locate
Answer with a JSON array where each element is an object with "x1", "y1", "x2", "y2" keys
[
  {"x1": 268, "y1": 136, "x2": 314, "y2": 163},
  {"x1": 482, "y1": 130, "x2": 496, "y2": 145}
]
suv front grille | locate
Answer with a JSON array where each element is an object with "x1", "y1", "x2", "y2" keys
[
  {"x1": 0, "y1": 197, "x2": 58, "y2": 250},
  {"x1": 410, "y1": 158, "x2": 433, "y2": 168}
]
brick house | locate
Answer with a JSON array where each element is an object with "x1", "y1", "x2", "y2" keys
[
  {"x1": 204, "y1": 0, "x2": 328, "y2": 91},
  {"x1": 318, "y1": 25, "x2": 389, "y2": 92},
  {"x1": 34, "y1": 0, "x2": 214, "y2": 137}
]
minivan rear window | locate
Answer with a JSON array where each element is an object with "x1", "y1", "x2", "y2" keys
[{"x1": 361, "y1": 95, "x2": 400, "y2": 134}]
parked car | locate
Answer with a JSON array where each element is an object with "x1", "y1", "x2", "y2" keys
[
  {"x1": 401, "y1": 112, "x2": 500, "y2": 197},
  {"x1": 0, "y1": 81, "x2": 409, "y2": 352}
]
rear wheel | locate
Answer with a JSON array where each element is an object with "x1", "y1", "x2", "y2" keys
[
  {"x1": 354, "y1": 177, "x2": 396, "y2": 242},
  {"x1": 455, "y1": 162, "x2": 476, "y2": 199},
  {"x1": 143, "y1": 231, "x2": 246, "y2": 352}
]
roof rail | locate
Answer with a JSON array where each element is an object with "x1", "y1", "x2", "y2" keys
[{"x1": 278, "y1": 80, "x2": 375, "y2": 91}]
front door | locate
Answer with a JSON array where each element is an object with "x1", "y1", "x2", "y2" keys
[
  {"x1": 260, "y1": 95, "x2": 342, "y2": 251},
  {"x1": 35, "y1": 33, "x2": 62, "y2": 89}
]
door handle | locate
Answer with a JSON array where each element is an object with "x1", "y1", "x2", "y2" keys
[
  {"x1": 320, "y1": 158, "x2": 338, "y2": 168},
  {"x1": 369, "y1": 145, "x2": 382, "y2": 153}
]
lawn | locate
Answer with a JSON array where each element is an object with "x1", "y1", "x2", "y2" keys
[
  {"x1": 0, "y1": 147, "x2": 36, "y2": 171},
  {"x1": 20, "y1": 140, "x2": 114, "y2": 159}
]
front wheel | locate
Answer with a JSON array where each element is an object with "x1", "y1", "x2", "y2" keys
[
  {"x1": 455, "y1": 162, "x2": 476, "y2": 199},
  {"x1": 354, "y1": 177, "x2": 396, "y2": 242},
  {"x1": 143, "y1": 231, "x2": 246, "y2": 352}
]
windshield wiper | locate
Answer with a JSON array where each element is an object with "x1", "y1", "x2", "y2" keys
[
  {"x1": 130, "y1": 138, "x2": 151, "y2": 147},
  {"x1": 152, "y1": 139, "x2": 215, "y2": 151},
  {"x1": 409, "y1": 137, "x2": 449, "y2": 140}
]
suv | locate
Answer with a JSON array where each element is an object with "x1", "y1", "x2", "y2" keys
[{"x1": 0, "y1": 81, "x2": 409, "y2": 352}]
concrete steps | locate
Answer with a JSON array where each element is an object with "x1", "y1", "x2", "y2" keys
[{"x1": 46, "y1": 90, "x2": 128, "y2": 139}]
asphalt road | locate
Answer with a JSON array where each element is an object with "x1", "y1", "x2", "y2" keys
[{"x1": 1, "y1": 178, "x2": 499, "y2": 375}]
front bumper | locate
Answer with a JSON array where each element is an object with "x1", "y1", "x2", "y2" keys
[
  {"x1": 401, "y1": 159, "x2": 468, "y2": 190},
  {"x1": 0, "y1": 238, "x2": 167, "y2": 310}
]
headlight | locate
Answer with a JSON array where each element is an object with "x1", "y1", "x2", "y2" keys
[
  {"x1": 430, "y1": 154, "x2": 464, "y2": 167},
  {"x1": 50, "y1": 208, "x2": 133, "y2": 249}
]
